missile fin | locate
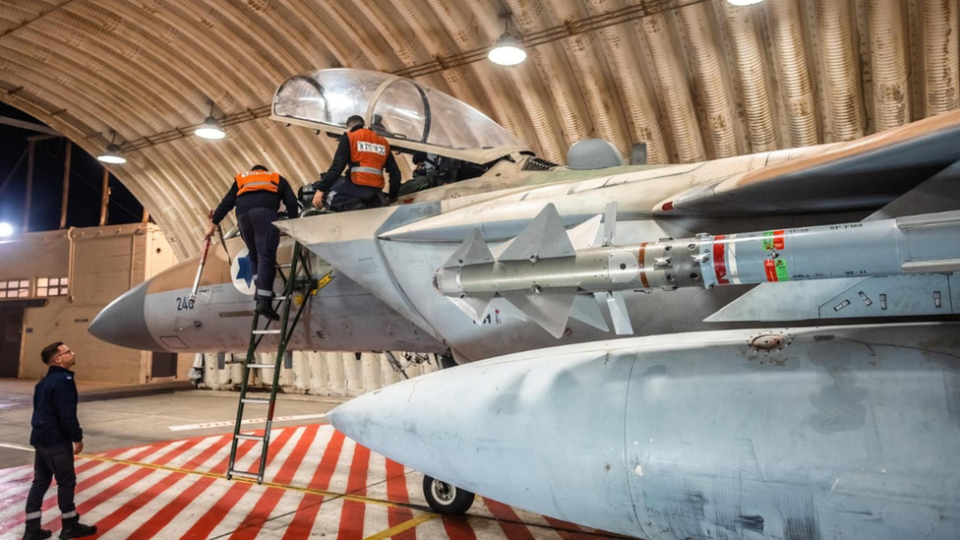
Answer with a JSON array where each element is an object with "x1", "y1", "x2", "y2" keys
[
  {"x1": 499, "y1": 287, "x2": 577, "y2": 338},
  {"x1": 448, "y1": 293, "x2": 496, "y2": 323},
  {"x1": 570, "y1": 294, "x2": 609, "y2": 332},
  {"x1": 567, "y1": 214, "x2": 604, "y2": 250},
  {"x1": 497, "y1": 204, "x2": 575, "y2": 262},
  {"x1": 602, "y1": 202, "x2": 617, "y2": 246},
  {"x1": 598, "y1": 291, "x2": 634, "y2": 335},
  {"x1": 443, "y1": 228, "x2": 494, "y2": 268}
]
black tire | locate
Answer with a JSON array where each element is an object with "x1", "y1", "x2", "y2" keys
[{"x1": 422, "y1": 475, "x2": 475, "y2": 515}]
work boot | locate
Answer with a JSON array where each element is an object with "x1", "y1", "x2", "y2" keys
[
  {"x1": 256, "y1": 299, "x2": 280, "y2": 321},
  {"x1": 21, "y1": 529, "x2": 52, "y2": 540},
  {"x1": 59, "y1": 523, "x2": 97, "y2": 540}
]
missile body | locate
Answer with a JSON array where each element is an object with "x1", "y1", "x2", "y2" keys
[
  {"x1": 327, "y1": 323, "x2": 960, "y2": 540},
  {"x1": 434, "y1": 211, "x2": 960, "y2": 296}
]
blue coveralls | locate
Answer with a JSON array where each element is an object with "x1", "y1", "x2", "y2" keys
[
  {"x1": 212, "y1": 174, "x2": 299, "y2": 300},
  {"x1": 25, "y1": 366, "x2": 83, "y2": 530}
]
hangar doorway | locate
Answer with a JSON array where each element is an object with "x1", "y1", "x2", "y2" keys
[
  {"x1": 151, "y1": 352, "x2": 178, "y2": 379},
  {"x1": 0, "y1": 307, "x2": 24, "y2": 378}
]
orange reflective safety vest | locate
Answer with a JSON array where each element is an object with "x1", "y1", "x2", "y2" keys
[
  {"x1": 235, "y1": 170, "x2": 280, "y2": 195},
  {"x1": 347, "y1": 128, "x2": 390, "y2": 188}
]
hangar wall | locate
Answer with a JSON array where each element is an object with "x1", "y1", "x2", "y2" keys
[{"x1": 0, "y1": 223, "x2": 189, "y2": 384}]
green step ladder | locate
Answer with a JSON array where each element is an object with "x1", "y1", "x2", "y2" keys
[{"x1": 226, "y1": 240, "x2": 315, "y2": 484}]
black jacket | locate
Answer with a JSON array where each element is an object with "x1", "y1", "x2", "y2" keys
[
  {"x1": 212, "y1": 175, "x2": 300, "y2": 225},
  {"x1": 30, "y1": 366, "x2": 83, "y2": 448},
  {"x1": 313, "y1": 126, "x2": 402, "y2": 200}
]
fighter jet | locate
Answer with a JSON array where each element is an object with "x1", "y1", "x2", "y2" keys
[
  {"x1": 91, "y1": 69, "x2": 960, "y2": 361},
  {"x1": 89, "y1": 69, "x2": 960, "y2": 539}
]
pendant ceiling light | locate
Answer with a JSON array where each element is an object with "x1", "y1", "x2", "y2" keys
[
  {"x1": 97, "y1": 131, "x2": 126, "y2": 164},
  {"x1": 195, "y1": 101, "x2": 226, "y2": 140},
  {"x1": 488, "y1": 15, "x2": 526, "y2": 66}
]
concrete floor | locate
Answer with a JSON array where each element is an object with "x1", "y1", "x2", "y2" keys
[
  {"x1": 0, "y1": 388, "x2": 342, "y2": 469},
  {"x1": 0, "y1": 388, "x2": 624, "y2": 540}
]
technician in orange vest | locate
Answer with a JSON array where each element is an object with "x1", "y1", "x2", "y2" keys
[
  {"x1": 310, "y1": 115, "x2": 401, "y2": 211},
  {"x1": 205, "y1": 165, "x2": 299, "y2": 321}
]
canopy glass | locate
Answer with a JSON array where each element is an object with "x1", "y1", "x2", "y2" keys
[{"x1": 273, "y1": 69, "x2": 526, "y2": 156}]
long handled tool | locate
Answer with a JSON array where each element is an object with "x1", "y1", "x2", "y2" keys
[
  {"x1": 189, "y1": 212, "x2": 214, "y2": 302},
  {"x1": 216, "y1": 223, "x2": 232, "y2": 266}
]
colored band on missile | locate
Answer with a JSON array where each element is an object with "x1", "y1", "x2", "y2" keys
[
  {"x1": 713, "y1": 236, "x2": 729, "y2": 285},
  {"x1": 638, "y1": 243, "x2": 650, "y2": 288}
]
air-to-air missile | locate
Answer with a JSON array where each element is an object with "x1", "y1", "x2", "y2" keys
[
  {"x1": 89, "y1": 69, "x2": 960, "y2": 537},
  {"x1": 432, "y1": 204, "x2": 960, "y2": 337},
  {"x1": 327, "y1": 322, "x2": 960, "y2": 540}
]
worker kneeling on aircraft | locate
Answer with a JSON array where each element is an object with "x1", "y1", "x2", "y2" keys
[
  {"x1": 311, "y1": 115, "x2": 401, "y2": 211},
  {"x1": 206, "y1": 165, "x2": 299, "y2": 321}
]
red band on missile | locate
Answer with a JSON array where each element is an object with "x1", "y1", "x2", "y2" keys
[
  {"x1": 713, "y1": 236, "x2": 729, "y2": 285},
  {"x1": 638, "y1": 243, "x2": 650, "y2": 288},
  {"x1": 764, "y1": 259, "x2": 779, "y2": 282},
  {"x1": 774, "y1": 230, "x2": 785, "y2": 250}
]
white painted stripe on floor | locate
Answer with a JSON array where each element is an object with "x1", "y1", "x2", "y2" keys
[
  {"x1": 63, "y1": 468, "x2": 177, "y2": 530},
  {"x1": 96, "y1": 471, "x2": 202, "y2": 540},
  {"x1": 261, "y1": 426, "x2": 306, "y2": 480},
  {"x1": 167, "y1": 413, "x2": 327, "y2": 432},
  {"x1": 37, "y1": 441, "x2": 190, "y2": 526},
  {"x1": 250, "y1": 488, "x2": 306, "y2": 540},
  {"x1": 140, "y1": 472, "x2": 236, "y2": 539},
  {"x1": 206, "y1": 482, "x2": 270, "y2": 539},
  {"x1": 0, "y1": 442, "x2": 33, "y2": 452},
  {"x1": 0, "y1": 446, "x2": 166, "y2": 525},
  {"x1": 290, "y1": 424, "x2": 334, "y2": 488},
  {"x1": 325, "y1": 436, "x2": 357, "y2": 495},
  {"x1": 162, "y1": 434, "x2": 224, "y2": 470}
]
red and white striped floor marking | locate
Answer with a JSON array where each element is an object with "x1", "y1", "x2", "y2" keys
[{"x1": 0, "y1": 425, "x2": 623, "y2": 540}]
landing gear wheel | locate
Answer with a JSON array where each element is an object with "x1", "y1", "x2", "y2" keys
[{"x1": 422, "y1": 475, "x2": 475, "y2": 515}]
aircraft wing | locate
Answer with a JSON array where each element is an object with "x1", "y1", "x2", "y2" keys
[{"x1": 655, "y1": 109, "x2": 960, "y2": 215}]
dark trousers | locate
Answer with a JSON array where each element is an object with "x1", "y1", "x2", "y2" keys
[
  {"x1": 238, "y1": 207, "x2": 280, "y2": 300},
  {"x1": 327, "y1": 177, "x2": 384, "y2": 212},
  {"x1": 25, "y1": 443, "x2": 78, "y2": 529}
]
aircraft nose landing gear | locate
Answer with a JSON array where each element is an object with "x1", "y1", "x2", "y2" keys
[{"x1": 423, "y1": 475, "x2": 475, "y2": 515}]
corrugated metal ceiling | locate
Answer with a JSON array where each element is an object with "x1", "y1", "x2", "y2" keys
[{"x1": 0, "y1": 0, "x2": 957, "y2": 259}]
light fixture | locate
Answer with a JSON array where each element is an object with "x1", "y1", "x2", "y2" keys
[
  {"x1": 97, "y1": 131, "x2": 127, "y2": 164},
  {"x1": 0, "y1": 222, "x2": 13, "y2": 237},
  {"x1": 725, "y1": 0, "x2": 766, "y2": 5},
  {"x1": 195, "y1": 101, "x2": 226, "y2": 140},
  {"x1": 488, "y1": 15, "x2": 526, "y2": 66}
]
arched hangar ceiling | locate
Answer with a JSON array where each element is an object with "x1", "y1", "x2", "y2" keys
[{"x1": 0, "y1": 0, "x2": 957, "y2": 260}]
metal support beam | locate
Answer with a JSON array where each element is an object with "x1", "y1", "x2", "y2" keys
[
  {"x1": 99, "y1": 167, "x2": 110, "y2": 227},
  {"x1": 0, "y1": 115, "x2": 60, "y2": 136},
  {"x1": 60, "y1": 140, "x2": 71, "y2": 229},
  {"x1": 23, "y1": 140, "x2": 35, "y2": 233}
]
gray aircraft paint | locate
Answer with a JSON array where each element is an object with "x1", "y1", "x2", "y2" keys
[{"x1": 328, "y1": 323, "x2": 960, "y2": 540}]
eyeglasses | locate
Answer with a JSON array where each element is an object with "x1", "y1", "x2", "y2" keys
[{"x1": 54, "y1": 349, "x2": 75, "y2": 360}]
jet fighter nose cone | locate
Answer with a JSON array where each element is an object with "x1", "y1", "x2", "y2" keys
[{"x1": 89, "y1": 280, "x2": 166, "y2": 351}]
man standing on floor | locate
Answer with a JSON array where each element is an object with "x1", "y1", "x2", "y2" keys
[
  {"x1": 205, "y1": 164, "x2": 300, "y2": 321},
  {"x1": 22, "y1": 342, "x2": 97, "y2": 540}
]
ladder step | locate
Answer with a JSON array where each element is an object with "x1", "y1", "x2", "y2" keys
[
  {"x1": 277, "y1": 263, "x2": 292, "y2": 268},
  {"x1": 252, "y1": 329, "x2": 282, "y2": 335},
  {"x1": 228, "y1": 470, "x2": 261, "y2": 480},
  {"x1": 241, "y1": 397, "x2": 271, "y2": 404},
  {"x1": 247, "y1": 364, "x2": 275, "y2": 369},
  {"x1": 235, "y1": 433, "x2": 265, "y2": 441}
]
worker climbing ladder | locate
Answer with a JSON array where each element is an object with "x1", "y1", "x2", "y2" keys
[{"x1": 226, "y1": 238, "x2": 316, "y2": 484}]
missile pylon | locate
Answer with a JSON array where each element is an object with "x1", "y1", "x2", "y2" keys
[{"x1": 434, "y1": 205, "x2": 960, "y2": 337}]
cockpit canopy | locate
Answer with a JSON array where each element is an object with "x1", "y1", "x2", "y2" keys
[{"x1": 272, "y1": 69, "x2": 530, "y2": 164}]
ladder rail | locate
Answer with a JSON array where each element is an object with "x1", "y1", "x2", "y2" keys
[{"x1": 228, "y1": 240, "x2": 317, "y2": 484}]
